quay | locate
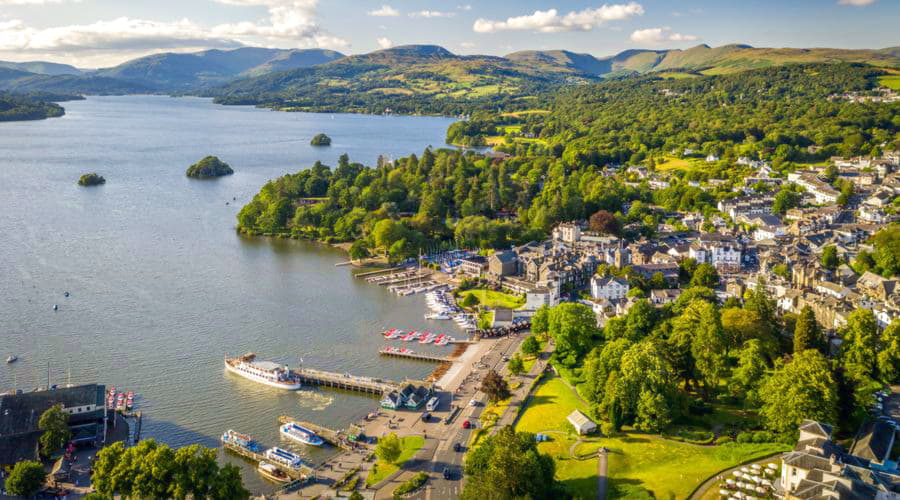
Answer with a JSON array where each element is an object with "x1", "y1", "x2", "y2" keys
[
  {"x1": 221, "y1": 441, "x2": 312, "y2": 480},
  {"x1": 374, "y1": 272, "x2": 432, "y2": 286},
  {"x1": 378, "y1": 348, "x2": 454, "y2": 363},
  {"x1": 293, "y1": 366, "x2": 402, "y2": 395},
  {"x1": 277, "y1": 416, "x2": 358, "y2": 451}
]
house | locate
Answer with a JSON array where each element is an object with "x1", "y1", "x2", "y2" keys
[
  {"x1": 524, "y1": 287, "x2": 559, "y2": 310},
  {"x1": 458, "y1": 255, "x2": 488, "y2": 277},
  {"x1": 857, "y1": 271, "x2": 897, "y2": 302},
  {"x1": 632, "y1": 263, "x2": 680, "y2": 287},
  {"x1": 705, "y1": 154, "x2": 719, "y2": 163},
  {"x1": 650, "y1": 289, "x2": 682, "y2": 305},
  {"x1": 492, "y1": 308, "x2": 514, "y2": 328},
  {"x1": 488, "y1": 251, "x2": 518, "y2": 277},
  {"x1": 0, "y1": 384, "x2": 107, "y2": 466},
  {"x1": 567, "y1": 410, "x2": 597, "y2": 435},
  {"x1": 380, "y1": 391, "x2": 403, "y2": 410},
  {"x1": 779, "y1": 420, "x2": 900, "y2": 499},
  {"x1": 792, "y1": 173, "x2": 840, "y2": 204},
  {"x1": 553, "y1": 222, "x2": 582, "y2": 243},
  {"x1": 688, "y1": 234, "x2": 742, "y2": 272},
  {"x1": 590, "y1": 275, "x2": 629, "y2": 301},
  {"x1": 404, "y1": 385, "x2": 433, "y2": 410}
]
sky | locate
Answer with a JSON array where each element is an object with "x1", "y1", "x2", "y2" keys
[{"x1": 0, "y1": 0, "x2": 897, "y2": 68}]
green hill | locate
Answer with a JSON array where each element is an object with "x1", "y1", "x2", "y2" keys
[
  {"x1": 0, "y1": 60, "x2": 82, "y2": 76},
  {"x1": 0, "y1": 93, "x2": 65, "y2": 121}
]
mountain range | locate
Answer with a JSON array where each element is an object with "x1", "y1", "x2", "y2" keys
[{"x1": 0, "y1": 43, "x2": 897, "y2": 99}]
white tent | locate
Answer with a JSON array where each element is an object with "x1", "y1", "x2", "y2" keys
[{"x1": 567, "y1": 410, "x2": 597, "y2": 435}]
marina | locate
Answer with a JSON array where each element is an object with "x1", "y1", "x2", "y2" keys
[
  {"x1": 379, "y1": 347, "x2": 454, "y2": 363},
  {"x1": 292, "y1": 366, "x2": 404, "y2": 396},
  {"x1": 277, "y1": 416, "x2": 358, "y2": 451},
  {"x1": 221, "y1": 430, "x2": 313, "y2": 481}
]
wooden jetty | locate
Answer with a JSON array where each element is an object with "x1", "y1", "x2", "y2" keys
[
  {"x1": 293, "y1": 366, "x2": 401, "y2": 395},
  {"x1": 221, "y1": 441, "x2": 312, "y2": 480},
  {"x1": 376, "y1": 272, "x2": 431, "y2": 286},
  {"x1": 354, "y1": 266, "x2": 405, "y2": 278},
  {"x1": 379, "y1": 348, "x2": 453, "y2": 363},
  {"x1": 277, "y1": 416, "x2": 355, "y2": 450}
]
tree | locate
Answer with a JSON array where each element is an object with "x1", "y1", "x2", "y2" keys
[
  {"x1": 589, "y1": 210, "x2": 621, "y2": 235},
  {"x1": 348, "y1": 492, "x2": 364, "y2": 500},
  {"x1": 604, "y1": 299, "x2": 656, "y2": 342},
  {"x1": 635, "y1": 390, "x2": 671, "y2": 433},
  {"x1": 521, "y1": 335, "x2": 540, "y2": 356},
  {"x1": 759, "y1": 350, "x2": 837, "y2": 434},
  {"x1": 821, "y1": 245, "x2": 839, "y2": 270},
  {"x1": 481, "y1": 369, "x2": 511, "y2": 403},
  {"x1": 462, "y1": 426, "x2": 558, "y2": 500},
  {"x1": 871, "y1": 225, "x2": 900, "y2": 277},
  {"x1": 793, "y1": 306, "x2": 821, "y2": 353},
  {"x1": 348, "y1": 240, "x2": 369, "y2": 260},
  {"x1": 5, "y1": 461, "x2": 46, "y2": 498},
  {"x1": 375, "y1": 433, "x2": 403, "y2": 464},
  {"x1": 92, "y1": 440, "x2": 249, "y2": 499},
  {"x1": 731, "y1": 339, "x2": 768, "y2": 403},
  {"x1": 772, "y1": 188, "x2": 801, "y2": 215},
  {"x1": 670, "y1": 300, "x2": 727, "y2": 394},
  {"x1": 546, "y1": 303, "x2": 598, "y2": 356},
  {"x1": 745, "y1": 279, "x2": 779, "y2": 342},
  {"x1": 508, "y1": 354, "x2": 525, "y2": 375},
  {"x1": 689, "y1": 263, "x2": 719, "y2": 288},
  {"x1": 531, "y1": 305, "x2": 550, "y2": 335},
  {"x1": 839, "y1": 308, "x2": 880, "y2": 383},
  {"x1": 460, "y1": 293, "x2": 479, "y2": 308},
  {"x1": 878, "y1": 319, "x2": 900, "y2": 384},
  {"x1": 610, "y1": 340, "x2": 678, "y2": 430},
  {"x1": 38, "y1": 404, "x2": 70, "y2": 457}
]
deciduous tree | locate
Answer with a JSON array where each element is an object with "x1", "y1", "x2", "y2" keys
[
  {"x1": 5, "y1": 460, "x2": 46, "y2": 498},
  {"x1": 38, "y1": 404, "x2": 70, "y2": 457},
  {"x1": 481, "y1": 369, "x2": 511, "y2": 403},
  {"x1": 375, "y1": 433, "x2": 403, "y2": 464},
  {"x1": 759, "y1": 350, "x2": 837, "y2": 434}
]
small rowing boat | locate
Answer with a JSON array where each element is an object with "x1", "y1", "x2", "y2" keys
[{"x1": 258, "y1": 462, "x2": 290, "y2": 483}]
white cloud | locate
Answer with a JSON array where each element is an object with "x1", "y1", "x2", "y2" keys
[
  {"x1": 0, "y1": 0, "x2": 80, "y2": 3},
  {"x1": 838, "y1": 0, "x2": 875, "y2": 5},
  {"x1": 630, "y1": 27, "x2": 697, "y2": 44},
  {"x1": 376, "y1": 36, "x2": 393, "y2": 49},
  {"x1": 458, "y1": 4, "x2": 472, "y2": 11},
  {"x1": 473, "y1": 2, "x2": 644, "y2": 33},
  {"x1": 0, "y1": 0, "x2": 348, "y2": 66},
  {"x1": 459, "y1": 41, "x2": 476, "y2": 48},
  {"x1": 368, "y1": 5, "x2": 400, "y2": 17},
  {"x1": 409, "y1": 10, "x2": 455, "y2": 18}
]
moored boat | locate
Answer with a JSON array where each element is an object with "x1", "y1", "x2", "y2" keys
[
  {"x1": 225, "y1": 353, "x2": 302, "y2": 390},
  {"x1": 257, "y1": 462, "x2": 290, "y2": 483},
  {"x1": 265, "y1": 447, "x2": 304, "y2": 469},
  {"x1": 6, "y1": 355, "x2": 17, "y2": 364},
  {"x1": 280, "y1": 422, "x2": 325, "y2": 447},
  {"x1": 221, "y1": 429, "x2": 261, "y2": 452},
  {"x1": 419, "y1": 332, "x2": 436, "y2": 344}
]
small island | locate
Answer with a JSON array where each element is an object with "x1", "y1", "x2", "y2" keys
[
  {"x1": 77, "y1": 173, "x2": 106, "y2": 186},
  {"x1": 185, "y1": 156, "x2": 234, "y2": 178},
  {"x1": 310, "y1": 133, "x2": 332, "y2": 146}
]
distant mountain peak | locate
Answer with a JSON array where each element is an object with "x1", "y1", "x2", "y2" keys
[{"x1": 373, "y1": 45, "x2": 455, "y2": 58}]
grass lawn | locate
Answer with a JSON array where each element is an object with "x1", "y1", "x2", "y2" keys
[
  {"x1": 365, "y1": 436, "x2": 426, "y2": 486},
  {"x1": 878, "y1": 75, "x2": 900, "y2": 91},
  {"x1": 458, "y1": 289, "x2": 525, "y2": 309},
  {"x1": 513, "y1": 374, "x2": 789, "y2": 500},
  {"x1": 657, "y1": 71, "x2": 700, "y2": 79},
  {"x1": 655, "y1": 156, "x2": 694, "y2": 171}
]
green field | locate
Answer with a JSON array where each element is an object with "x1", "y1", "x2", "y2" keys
[
  {"x1": 878, "y1": 75, "x2": 900, "y2": 90},
  {"x1": 458, "y1": 289, "x2": 525, "y2": 309},
  {"x1": 655, "y1": 156, "x2": 698, "y2": 171},
  {"x1": 513, "y1": 375, "x2": 789, "y2": 500},
  {"x1": 657, "y1": 72, "x2": 700, "y2": 80},
  {"x1": 365, "y1": 435, "x2": 426, "y2": 486}
]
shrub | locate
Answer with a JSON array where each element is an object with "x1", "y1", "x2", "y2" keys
[
  {"x1": 393, "y1": 471, "x2": 428, "y2": 497},
  {"x1": 601, "y1": 421, "x2": 617, "y2": 437},
  {"x1": 736, "y1": 432, "x2": 754, "y2": 443},
  {"x1": 714, "y1": 436, "x2": 733, "y2": 445},
  {"x1": 752, "y1": 431, "x2": 776, "y2": 443}
]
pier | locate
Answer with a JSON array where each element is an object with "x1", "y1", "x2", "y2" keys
[
  {"x1": 221, "y1": 441, "x2": 312, "y2": 480},
  {"x1": 277, "y1": 416, "x2": 357, "y2": 450},
  {"x1": 293, "y1": 366, "x2": 401, "y2": 395},
  {"x1": 378, "y1": 348, "x2": 454, "y2": 363},
  {"x1": 353, "y1": 266, "x2": 405, "y2": 278}
]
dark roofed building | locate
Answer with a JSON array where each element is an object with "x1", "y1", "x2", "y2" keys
[
  {"x1": 850, "y1": 418, "x2": 896, "y2": 465},
  {"x1": 0, "y1": 384, "x2": 106, "y2": 466}
]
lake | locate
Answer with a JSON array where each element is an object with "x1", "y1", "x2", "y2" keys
[{"x1": 0, "y1": 96, "x2": 457, "y2": 492}]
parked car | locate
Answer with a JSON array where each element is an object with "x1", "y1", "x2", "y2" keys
[
  {"x1": 421, "y1": 412, "x2": 431, "y2": 422},
  {"x1": 453, "y1": 442, "x2": 461, "y2": 452},
  {"x1": 442, "y1": 467, "x2": 453, "y2": 480},
  {"x1": 462, "y1": 420, "x2": 471, "y2": 429}
]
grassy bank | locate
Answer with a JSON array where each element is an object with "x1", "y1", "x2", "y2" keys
[{"x1": 365, "y1": 435, "x2": 426, "y2": 486}]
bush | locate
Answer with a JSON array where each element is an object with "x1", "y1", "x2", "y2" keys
[
  {"x1": 714, "y1": 436, "x2": 733, "y2": 445},
  {"x1": 393, "y1": 471, "x2": 428, "y2": 497},
  {"x1": 601, "y1": 421, "x2": 617, "y2": 437},
  {"x1": 736, "y1": 432, "x2": 754, "y2": 444},
  {"x1": 752, "y1": 431, "x2": 776, "y2": 443}
]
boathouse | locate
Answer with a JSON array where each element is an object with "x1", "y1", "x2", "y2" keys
[{"x1": 0, "y1": 384, "x2": 106, "y2": 466}]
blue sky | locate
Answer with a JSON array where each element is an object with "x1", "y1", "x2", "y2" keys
[{"x1": 0, "y1": 0, "x2": 896, "y2": 67}]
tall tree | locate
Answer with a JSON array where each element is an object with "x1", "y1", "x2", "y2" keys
[
  {"x1": 481, "y1": 369, "x2": 511, "y2": 403},
  {"x1": 689, "y1": 263, "x2": 719, "y2": 288},
  {"x1": 759, "y1": 350, "x2": 837, "y2": 434},
  {"x1": 793, "y1": 306, "x2": 821, "y2": 353},
  {"x1": 38, "y1": 404, "x2": 71, "y2": 457},
  {"x1": 839, "y1": 308, "x2": 881, "y2": 383},
  {"x1": 588, "y1": 210, "x2": 621, "y2": 235},
  {"x1": 546, "y1": 303, "x2": 598, "y2": 356},
  {"x1": 731, "y1": 339, "x2": 769, "y2": 404},
  {"x1": 462, "y1": 426, "x2": 558, "y2": 500},
  {"x1": 878, "y1": 319, "x2": 900, "y2": 384},
  {"x1": 375, "y1": 433, "x2": 402, "y2": 464},
  {"x1": 821, "y1": 245, "x2": 839, "y2": 270}
]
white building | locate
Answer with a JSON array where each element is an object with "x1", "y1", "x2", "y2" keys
[
  {"x1": 524, "y1": 287, "x2": 559, "y2": 310},
  {"x1": 567, "y1": 410, "x2": 597, "y2": 435},
  {"x1": 590, "y1": 275, "x2": 629, "y2": 301}
]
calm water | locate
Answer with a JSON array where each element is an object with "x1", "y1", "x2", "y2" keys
[{"x1": 0, "y1": 96, "x2": 457, "y2": 492}]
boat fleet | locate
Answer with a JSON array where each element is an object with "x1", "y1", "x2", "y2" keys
[
  {"x1": 106, "y1": 387, "x2": 136, "y2": 411},
  {"x1": 221, "y1": 427, "x2": 323, "y2": 484},
  {"x1": 425, "y1": 290, "x2": 477, "y2": 330},
  {"x1": 382, "y1": 328, "x2": 453, "y2": 346}
]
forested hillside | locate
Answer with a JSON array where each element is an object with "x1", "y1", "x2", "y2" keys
[
  {"x1": 0, "y1": 93, "x2": 65, "y2": 121},
  {"x1": 236, "y1": 63, "x2": 899, "y2": 261}
]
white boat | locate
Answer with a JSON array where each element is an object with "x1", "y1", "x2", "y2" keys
[
  {"x1": 6, "y1": 355, "x2": 17, "y2": 364},
  {"x1": 258, "y1": 462, "x2": 290, "y2": 483},
  {"x1": 265, "y1": 447, "x2": 305, "y2": 469},
  {"x1": 424, "y1": 312, "x2": 450, "y2": 320},
  {"x1": 225, "y1": 353, "x2": 302, "y2": 390},
  {"x1": 221, "y1": 429, "x2": 262, "y2": 452},
  {"x1": 280, "y1": 422, "x2": 325, "y2": 446}
]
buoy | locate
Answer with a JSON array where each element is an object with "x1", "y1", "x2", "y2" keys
[
  {"x1": 53, "y1": 304, "x2": 58, "y2": 311},
  {"x1": 64, "y1": 291, "x2": 70, "y2": 297}
]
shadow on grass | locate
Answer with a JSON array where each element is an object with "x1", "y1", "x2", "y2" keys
[
  {"x1": 619, "y1": 436, "x2": 651, "y2": 444},
  {"x1": 607, "y1": 478, "x2": 655, "y2": 500}
]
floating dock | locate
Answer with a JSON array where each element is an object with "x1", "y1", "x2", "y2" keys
[
  {"x1": 378, "y1": 348, "x2": 453, "y2": 363},
  {"x1": 277, "y1": 416, "x2": 356, "y2": 451},
  {"x1": 221, "y1": 441, "x2": 312, "y2": 480},
  {"x1": 293, "y1": 367, "x2": 401, "y2": 395},
  {"x1": 353, "y1": 266, "x2": 405, "y2": 278}
]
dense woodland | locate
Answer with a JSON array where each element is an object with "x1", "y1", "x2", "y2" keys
[{"x1": 0, "y1": 93, "x2": 66, "y2": 121}]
